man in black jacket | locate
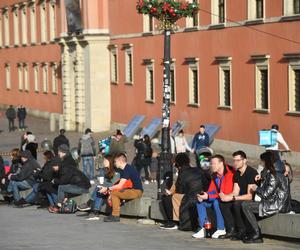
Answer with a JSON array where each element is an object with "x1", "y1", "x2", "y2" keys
[
  {"x1": 17, "y1": 105, "x2": 27, "y2": 131},
  {"x1": 58, "y1": 144, "x2": 77, "y2": 167},
  {"x1": 5, "y1": 105, "x2": 16, "y2": 132},
  {"x1": 49, "y1": 157, "x2": 91, "y2": 212},
  {"x1": 53, "y1": 129, "x2": 70, "y2": 156},
  {"x1": 7, "y1": 150, "x2": 40, "y2": 204}
]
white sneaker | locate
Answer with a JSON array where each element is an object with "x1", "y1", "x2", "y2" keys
[
  {"x1": 192, "y1": 228, "x2": 205, "y2": 239},
  {"x1": 212, "y1": 229, "x2": 226, "y2": 239},
  {"x1": 86, "y1": 216, "x2": 100, "y2": 221},
  {"x1": 90, "y1": 180, "x2": 95, "y2": 185}
]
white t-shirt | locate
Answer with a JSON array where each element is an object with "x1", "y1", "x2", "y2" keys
[
  {"x1": 174, "y1": 136, "x2": 192, "y2": 153},
  {"x1": 265, "y1": 129, "x2": 290, "y2": 151}
]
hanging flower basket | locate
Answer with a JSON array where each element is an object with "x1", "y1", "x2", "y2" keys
[{"x1": 136, "y1": 0, "x2": 199, "y2": 30}]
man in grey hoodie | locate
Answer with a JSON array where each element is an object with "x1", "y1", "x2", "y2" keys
[{"x1": 78, "y1": 128, "x2": 97, "y2": 182}]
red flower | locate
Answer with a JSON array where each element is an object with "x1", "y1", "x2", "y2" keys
[
  {"x1": 137, "y1": 0, "x2": 144, "y2": 8},
  {"x1": 162, "y1": 2, "x2": 171, "y2": 12},
  {"x1": 180, "y1": 2, "x2": 188, "y2": 10},
  {"x1": 150, "y1": 7, "x2": 157, "y2": 13}
]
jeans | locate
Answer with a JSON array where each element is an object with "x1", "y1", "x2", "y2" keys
[
  {"x1": 82, "y1": 156, "x2": 95, "y2": 180},
  {"x1": 25, "y1": 183, "x2": 39, "y2": 203},
  {"x1": 196, "y1": 199, "x2": 225, "y2": 230},
  {"x1": 7, "y1": 180, "x2": 32, "y2": 201},
  {"x1": 18, "y1": 119, "x2": 25, "y2": 129},
  {"x1": 47, "y1": 193, "x2": 58, "y2": 206},
  {"x1": 91, "y1": 187, "x2": 105, "y2": 211},
  {"x1": 8, "y1": 119, "x2": 15, "y2": 132},
  {"x1": 57, "y1": 184, "x2": 89, "y2": 203}
]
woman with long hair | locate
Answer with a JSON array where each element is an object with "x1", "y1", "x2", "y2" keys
[
  {"x1": 77, "y1": 154, "x2": 120, "y2": 220},
  {"x1": 241, "y1": 151, "x2": 289, "y2": 244}
]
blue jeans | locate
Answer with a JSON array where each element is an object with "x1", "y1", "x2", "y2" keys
[
  {"x1": 47, "y1": 193, "x2": 58, "y2": 206},
  {"x1": 7, "y1": 180, "x2": 32, "y2": 201},
  {"x1": 196, "y1": 199, "x2": 225, "y2": 230},
  {"x1": 82, "y1": 156, "x2": 95, "y2": 180},
  {"x1": 57, "y1": 184, "x2": 89, "y2": 203},
  {"x1": 91, "y1": 187, "x2": 105, "y2": 211},
  {"x1": 25, "y1": 183, "x2": 39, "y2": 203},
  {"x1": 18, "y1": 119, "x2": 25, "y2": 129}
]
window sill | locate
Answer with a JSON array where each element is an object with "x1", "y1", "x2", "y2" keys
[
  {"x1": 280, "y1": 14, "x2": 300, "y2": 22},
  {"x1": 111, "y1": 82, "x2": 118, "y2": 85},
  {"x1": 14, "y1": 45, "x2": 19, "y2": 48},
  {"x1": 286, "y1": 111, "x2": 300, "y2": 117},
  {"x1": 6, "y1": 88, "x2": 11, "y2": 91},
  {"x1": 253, "y1": 108, "x2": 270, "y2": 114},
  {"x1": 183, "y1": 26, "x2": 199, "y2": 32},
  {"x1": 35, "y1": 91, "x2": 39, "y2": 93},
  {"x1": 124, "y1": 82, "x2": 133, "y2": 85},
  {"x1": 245, "y1": 19, "x2": 264, "y2": 25},
  {"x1": 22, "y1": 44, "x2": 27, "y2": 47},
  {"x1": 170, "y1": 101, "x2": 176, "y2": 106},
  {"x1": 43, "y1": 92, "x2": 48, "y2": 94},
  {"x1": 187, "y1": 103, "x2": 200, "y2": 108},
  {"x1": 145, "y1": 100, "x2": 155, "y2": 104},
  {"x1": 208, "y1": 23, "x2": 225, "y2": 30},
  {"x1": 142, "y1": 32, "x2": 154, "y2": 37},
  {"x1": 218, "y1": 106, "x2": 232, "y2": 110}
]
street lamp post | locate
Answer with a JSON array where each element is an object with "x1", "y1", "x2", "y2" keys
[{"x1": 136, "y1": 0, "x2": 199, "y2": 199}]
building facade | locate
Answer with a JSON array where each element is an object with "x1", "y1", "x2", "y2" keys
[{"x1": 1, "y1": 1, "x2": 300, "y2": 155}]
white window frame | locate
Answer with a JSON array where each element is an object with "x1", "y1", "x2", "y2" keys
[
  {"x1": 143, "y1": 14, "x2": 154, "y2": 33},
  {"x1": 40, "y1": 0, "x2": 47, "y2": 43},
  {"x1": 49, "y1": 0, "x2": 56, "y2": 41},
  {"x1": 13, "y1": 5, "x2": 19, "y2": 47},
  {"x1": 216, "y1": 57, "x2": 232, "y2": 108},
  {"x1": 18, "y1": 62, "x2": 23, "y2": 91},
  {"x1": 186, "y1": 0, "x2": 199, "y2": 28},
  {"x1": 145, "y1": 60, "x2": 155, "y2": 102},
  {"x1": 211, "y1": 0, "x2": 226, "y2": 24},
  {"x1": 21, "y1": 4, "x2": 27, "y2": 46},
  {"x1": 5, "y1": 63, "x2": 11, "y2": 89},
  {"x1": 29, "y1": 1, "x2": 36, "y2": 44},
  {"x1": 124, "y1": 44, "x2": 134, "y2": 84},
  {"x1": 248, "y1": 0, "x2": 265, "y2": 20},
  {"x1": 33, "y1": 62, "x2": 39, "y2": 92},
  {"x1": 187, "y1": 59, "x2": 199, "y2": 105},
  {"x1": 284, "y1": 0, "x2": 300, "y2": 16},
  {"x1": 51, "y1": 62, "x2": 58, "y2": 94},
  {"x1": 23, "y1": 63, "x2": 29, "y2": 91},
  {"x1": 42, "y1": 63, "x2": 48, "y2": 93},
  {"x1": 110, "y1": 46, "x2": 118, "y2": 84},
  {"x1": 3, "y1": 8, "x2": 10, "y2": 47},
  {"x1": 0, "y1": 12, "x2": 3, "y2": 48}
]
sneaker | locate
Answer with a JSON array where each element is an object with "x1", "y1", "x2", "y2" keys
[
  {"x1": 192, "y1": 228, "x2": 205, "y2": 239},
  {"x1": 159, "y1": 222, "x2": 178, "y2": 230},
  {"x1": 144, "y1": 180, "x2": 150, "y2": 185},
  {"x1": 14, "y1": 198, "x2": 27, "y2": 207},
  {"x1": 77, "y1": 203, "x2": 92, "y2": 212},
  {"x1": 212, "y1": 229, "x2": 226, "y2": 239},
  {"x1": 86, "y1": 212, "x2": 100, "y2": 221},
  {"x1": 90, "y1": 180, "x2": 95, "y2": 185},
  {"x1": 103, "y1": 215, "x2": 120, "y2": 222},
  {"x1": 48, "y1": 206, "x2": 60, "y2": 213}
]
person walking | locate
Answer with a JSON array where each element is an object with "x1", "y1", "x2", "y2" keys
[
  {"x1": 17, "y1": 105, "x2": 27, "y2": 131},
  {"x1": 5, "y1": 105, "x2": 16, "y2": 132}
]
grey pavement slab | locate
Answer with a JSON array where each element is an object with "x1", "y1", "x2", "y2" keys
[{"x1": 0, "y1": 205, "x2": 299, "y2": 250}]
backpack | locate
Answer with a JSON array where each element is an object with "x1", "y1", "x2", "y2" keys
[
  {"x1": 59, "y1": 199, "x2": 77, "y2": 214},
  {"x1": 80, "y1": 138, "x2": 94, "y2": 156}
]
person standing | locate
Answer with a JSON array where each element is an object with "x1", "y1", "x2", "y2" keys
[
  {"x1": 78, "y1": 128, "x2": 97, "y2": 182},
  {"x1": 17, "y1": 105, "x2": 27, "y2": 131},
  {"x1": 5, "y1": 105, "x2": 16, "y2": 132},
  {"x1": 53, "y1": 129, "x2": 70, "y2": 156},
  {"x1": 174, "y1": 130, "x2": 192, "y2": 153},
  {"x1": 108, "y1": 129, "x2": 128, "y2": 156},
  {"x1": 192, "y1": 125, "x2": 210, "y2": 168}
]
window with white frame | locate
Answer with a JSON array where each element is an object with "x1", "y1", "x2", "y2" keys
[
  {"x1": 33, "y1": 63, "x2": 39, "y2": 92},
  {"x1": 110, "y1": 46, "x2": 118, "y2": 83},
  {"x1": 3, "y1": 8, "x2": 10, "y2": 47},
  {"x1": 252, "y1": 55, "x2": 270, "y2": 110},
  {"x1": 124, "y1": 45, "x2": 133, "y2": 84},
  {"x1": 49, "y1": 0, "x2": 56, "y2": 41},
  {"x1": 186, "y1": 0, "x2": 199, "y2": 28},
  {"x1": 5, "y1": 63, "x2": 11, "y2": 89},
  {"x1": 29, "y1": 2, "x2": 36, "y2": 44},
  {"x1": 42, "y1": 63, "x2": 48, "y2": 93},
  {"x1": 40, "y1": 1, "x2": 47, "y2": 43},
  {"x1": 211, "y1": 0, "x2": 226, "y2": 24},
  {"x1": 186, "y1": 58, "x2": 199, "y2": 105},
  {"x1": 216, "y1": 57, "x2": 232, "y2": 107},
  {"x1": 13, "y1": 5, "x2": 19, "y2": 46},
  {"x1": 18, "y1": 63, "x2": 23, "y2": 91},
  {"x1": 170, "y1": 61, "x2": 176, "y2": 103},
  {"x1": 284, "y1": 0, "x2": 300, "y2": 15},
  {"x1": 248, "y1": 0, "x2": 265, "y2": 20},
  {"x1": 145, "y1": 60, "x2": 155, "y2": 102},
  {"x1": 51, "y1": 62, "x2": 58, "y2": 94},
  {"x1": 143, "y1": 15, "x2": 154, "y2": 32},
  {"x1": 0, "y1": 13, "x2": 3, "y2": 48},
  {"x1": 21, "y1": 4, "x2": 27, "y2": 45},
  {"x1": 23, "y1": 63, "x2": 29, "y2": 91},
  {"x1": 285, "y1": 54, "x2": 300, "y2": 112}
]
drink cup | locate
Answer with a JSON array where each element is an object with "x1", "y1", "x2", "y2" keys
[{"x1": 97, "y1": 176, "x2": 104, "y2": 184}]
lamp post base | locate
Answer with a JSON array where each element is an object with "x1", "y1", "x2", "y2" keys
[{"x1": 157, "y1": 151, "x2": 173, "y2": 200}]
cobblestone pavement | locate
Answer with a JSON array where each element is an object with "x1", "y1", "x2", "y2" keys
[{"x1": 0, "y1": 115, "x2": 299, "y2": 201}]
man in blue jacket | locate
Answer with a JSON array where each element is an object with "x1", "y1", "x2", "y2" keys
[{"x1": 192, "y1": 125, "x2": 210, "y2": 168}]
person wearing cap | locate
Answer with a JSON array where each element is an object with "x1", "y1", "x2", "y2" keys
[
  {"x1": 78, "y1": 128, "x2": 97, "y2": 182},
  {"x1": 7, "y1": 150, "x2": 40, "y2": 206},
  {"x1": 49, "y1": 156, "x2": 91, "y2": 213},
  {"x1": 58, "y1": 144, "x2": 77, "y2": 167},
  {"x1": 25, "y1": 134, "x2": 38, "y2": 160},
  {"x1": 53, "y1": 129, "x2": 70, "y2": 156}
]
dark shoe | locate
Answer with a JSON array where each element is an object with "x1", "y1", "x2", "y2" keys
[
  {"x1": 48, "y1": 205, "x2": 60, "y2": 213},
  {"x1": 219, "y1": 228, "x2": 235, "y2": 239},
  {"x1": 243, "y1": 230, "x2": 263, "y2": 244},
  {"x1": 103, "y1": 215, "x2": 120, "y2": 222},
  {"x1": 230, "y1": 231, "x2": 246, "y2": 241},
  {"x1": 14, "y1": 198, "x2": 27, "y2": 207},
  {"x1": 159, "y1": 222, "x2": 178, "y2": 230},
  {"x1": 77, "y1": 199, "x2": 93, "y2": 212}
]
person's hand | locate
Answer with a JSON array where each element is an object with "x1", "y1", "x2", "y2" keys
[
  {"x1": 98, "y1": 186, "x2": 108, "y2": 194},
  {"x1": 250, "y1": 185, "x2": 257, "y2": 192},
  {"x1": 165, "y1": 189, "x2": 172, "y2": 196},
  {"x1": 8, "y1": 174, "x2": 12, "y2": 180},
  {"x1": 219, "y1": 193, "x2": 232, "y2": 202},
  {"x1": 197, "y1": 192, "x2": 208, "y2": 202},
  {"x1": 255, "y1": 175, "x2": 261, "y2": 182}
]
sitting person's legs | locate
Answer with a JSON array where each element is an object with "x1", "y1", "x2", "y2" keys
[
  {"x1": 7, "y1": 180, "x2": 31, "y2": 202},
  {"x1": 159, "y1": 195, "x2": 178, "y2": 229},
  {"x1": 57, "y1": 184, "x2": 89, "y2": 205}
]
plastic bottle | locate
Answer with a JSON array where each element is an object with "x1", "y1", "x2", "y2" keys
[{"x1": 204, "y1": 219, "x2": 212, "y2": 238}]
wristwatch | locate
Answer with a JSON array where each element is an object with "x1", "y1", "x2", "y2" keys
[{"x1": 232, "y1": 196, "x2": 236, "y2": 201}]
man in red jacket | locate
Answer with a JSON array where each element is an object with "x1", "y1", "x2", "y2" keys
[{"x1": 193, "y1": 154, "x2": 234, "y2": 239}]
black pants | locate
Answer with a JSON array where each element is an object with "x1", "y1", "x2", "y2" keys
[
  {"x1": 8, "y1": 119, "x2": 15, "y2": 132},
  {"x1": 136, "y1": 163, "x2": 150, "y2": 181},
  {"x1": 160, "y1": 195, "x2": 173, "y2": 222},
  {"x1": 242, "y1": 201, "x2": 260, "y2": 232},
  {"x1": 220, "y1": 201, "x2": 247, "y2": 232}
]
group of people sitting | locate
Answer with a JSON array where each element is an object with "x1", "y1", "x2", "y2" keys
[{"x1": 159, "y1": 150, "x2": 291, "y2": 244}]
